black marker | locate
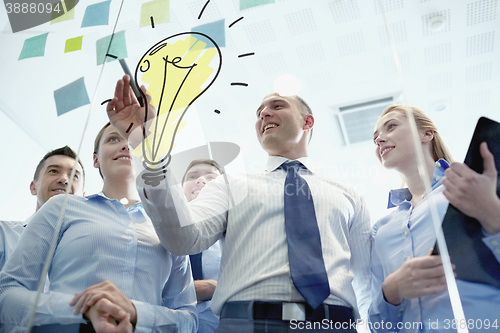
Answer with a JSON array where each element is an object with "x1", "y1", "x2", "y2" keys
[{"x1": 119, "y1": 59, "x2": 143, "y2": 107}]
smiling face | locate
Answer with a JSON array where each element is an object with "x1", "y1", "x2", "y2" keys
[
  {"x1": 373, "y1": 110, "x2": 434, "y2": 172},
  {"x1": 255, "y1": 93, "x2": 313, "y2": 158},
  {"x1": 93, "y1": 125, "x2": 134, "y2": 181},
  {"x1": 30, "y1": 155, "x2": 84, "y2": 211},
  {"x1": 182, "y1": 163, "x2": 221, "y2": 202}
]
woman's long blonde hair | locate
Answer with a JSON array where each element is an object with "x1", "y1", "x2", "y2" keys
[{"x1": 380, "y1": 105, "x2": 453, "y2": 163}]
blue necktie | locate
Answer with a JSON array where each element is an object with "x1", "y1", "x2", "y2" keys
[
  {"x1": 189, "y1": 253, "x2": 203, "y2": 280},
  {"x1": 282, "y1": 161, "x2": 330, "y2": 309}
]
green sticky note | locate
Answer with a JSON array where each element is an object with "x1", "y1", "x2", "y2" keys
[
  {"x1": 240, "y1": 0, "x2": 275, "y2": 10},
  {"x1": 81, "y1": 0, "x2": 111, "y2": 28},
  {"x1": 65, "y1": 36, "x2": 83, "y2": 53},
  {"x1": 192, "y1": 19, "x2": 225, "y2": 48},
  {"x1": 18, "y1": 33, "x2": 49, "y2": 60},
  {"x1": 54, "y1": 77, "x2": 90, "y2": 116},
  {"x1": 51, "y1": 0, "x2": 76, "y2": 24},
  {"x1": 95, "y1": 30, "x2": 128, "y2": 65},
  {"x1": 140, "y1": 0, "x2": 170, "y2": 28}
]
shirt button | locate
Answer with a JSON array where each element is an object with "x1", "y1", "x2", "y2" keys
[
  {"x1": 404, "y1": 231, "x2": 409, "y2": 237},
  {"x1": 492, "y1": 240, "x2": 498, "y2": 246},
  {"x1": 436, "y1": 161, "x2": 441, "y2": 168},
  {"x1": 406, "y1": 256, "x2": 412, "y2": 261},
  {"x1": 435, "y1": 176, "x2": 441, "y2": 181}
]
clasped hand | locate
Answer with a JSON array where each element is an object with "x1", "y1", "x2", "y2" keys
[{"x1": 69, "y1": 280, "x2": 136, "y2": 333}]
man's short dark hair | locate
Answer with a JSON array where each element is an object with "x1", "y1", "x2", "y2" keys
[
  {"x1": 295, "y1": 95, "x2": 313, "y2": 142},
  {"x1": 33, "y1": 146, "x2": 85, "y2": 184}
]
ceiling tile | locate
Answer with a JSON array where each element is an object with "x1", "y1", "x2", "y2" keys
[
  {"x1": 467, "y1": 0, "x2": 498, "y2": 25},
  {"x1": 329, "y1": 0, "x2": 361, "y2": 24},
  {"x1": 244, "y1": 20, "x2": 277, "y2": 46},
  {"x1": 296, "y1": 41, "x2": 326, "y2": 66},
  {"x1": 424, "y1": 42, "x2": 452, "y2": 66},
  {"x1": 465, "y1": 89, "x2": 491, "y2": 109},
  {"x1": 285, "y1": 8, "x2": 317, "y2": 36},
  {"x1": 378, "y1": 20, "x2": 407, "y2": 47},
  {"x1": 336, "y1": 31, "x2": 366, "y2": 57},
  {"x1": 426, "y1": 71, "x2": 453, "y2": 92},
  {"x1": 466, "y1": 31, "x2": 495, "y2": 56},
  {"x1": 466, "y1": 61, "x2": 493, "y2": 84}
]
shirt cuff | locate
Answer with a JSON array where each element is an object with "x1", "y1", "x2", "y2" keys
[
  {"x1": 482, "y1": 232, "x2": 500, "y2": 262},
  {"x1": 132, "y1": 300, "x2": 155, "y2": 333},
  {"x1": 54, "y1": 292, "x2": 87, "y2": 325}
]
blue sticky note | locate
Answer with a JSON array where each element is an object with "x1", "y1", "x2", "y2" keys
[
  {"x1": 81, "y1": 1, "x2": 111, "y2": 28},
  {"x1": 95, "y1": 30, "x2": 128, "y2": 65},
  {"x1": 192, "y1": 19, "x2": 225, "y2": 48},
  {"x1": 240, "y1": 0, "x2": 274, "y2": 10},
  {"x1": 54, "y1": 77, "x2": 90, "y2": 116},
  {"x1": 18, "y1": 33, "x2": 49, "y2": 60}
]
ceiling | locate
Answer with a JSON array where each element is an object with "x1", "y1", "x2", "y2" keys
[{"x1": 0, "y1": 0, "x2": 499, "y2": 222}]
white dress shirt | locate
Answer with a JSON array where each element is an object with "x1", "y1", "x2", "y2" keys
[{"x1": 140, "y1": 155, "x2": 372, "y2": 319}]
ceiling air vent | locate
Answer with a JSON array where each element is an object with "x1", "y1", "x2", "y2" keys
[{"x1": 334, "y1": 93, "x2": 401, "y2": 145}]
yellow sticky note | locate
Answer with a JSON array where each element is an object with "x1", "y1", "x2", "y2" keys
[
  {"x1": 65, "y1": 36, "x2": 83, "y2": 53},
  {"x1": 140, "y1": 0, "x2": 170, "y2": 28}
]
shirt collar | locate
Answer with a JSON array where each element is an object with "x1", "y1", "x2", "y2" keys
[
  {"x1": 264, "y1": 155, "x2": 315, "y2": 173},
  {"x1": 86, "y1": 192, "x2": 142, "y2": 208},
  {"x1": 387, "y1": 159, "x2": 450, "y2": 209}
]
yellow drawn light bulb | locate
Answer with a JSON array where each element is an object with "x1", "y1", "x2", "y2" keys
[{"x1": 134, "y1": 32, "x2": 222, "y2": 186}]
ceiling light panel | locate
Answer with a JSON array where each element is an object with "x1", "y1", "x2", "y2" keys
[{"x1": 422, "y1": 10, "x2": 451, "y2": 36}]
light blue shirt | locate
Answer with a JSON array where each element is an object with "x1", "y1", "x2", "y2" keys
[
  {"x1": 0, "y1": 220, "x2": 25, "y2": 270},
  {"x1": 196, "y1": 241, "x2": 222, "y2": 333},
  {"x1": 0, "y1": 193, "x2": 197, "y2": 333},
  {"x1": 369, "y1": 160, "x2": 500, "y2": 333}
]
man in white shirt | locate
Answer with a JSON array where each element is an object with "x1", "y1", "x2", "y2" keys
[{"x1": 104, "y1": 75, "x2": 372, "y2": 332}]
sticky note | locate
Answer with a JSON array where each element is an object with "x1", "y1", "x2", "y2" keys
[
  {"x1": 140, "y1": 0, "x2": 170, "y2": 28},
  {"x1": 81, "y1": 0, "x2": 111, "y2": 28},
  {"x1": 51, "y1": 0, "x2": 76, "y2": 24},
  {"x1": 192, "y1": 19, "x2": 225, "y2": 48},
  {"x1": 95, "y1": 30, "x2": 128, "y2": 65},
  {"x1": 65, "y1": 36, "x2": 83, "y2": 53},
  {"x1": 18, "y1": 33, "x2": 49, "y2": 60},
  {"x1": 240, "y1": 0, "x2": 275, "y2": 10},
  {"x1": 54, "y1": 77, "x2": 90, "y2": 116}
]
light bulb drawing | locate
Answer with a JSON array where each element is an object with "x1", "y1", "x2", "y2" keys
[{"x1": 134, "y1": 32, "x2": 222, "y2": 187}]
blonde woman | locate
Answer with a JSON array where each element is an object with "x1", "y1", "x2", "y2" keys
[{"x1": 370, "y1": 105, "x2": 500, "y2": 332}]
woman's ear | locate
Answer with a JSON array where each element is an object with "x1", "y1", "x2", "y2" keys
[{"x1": 422, "y1": 129, "x2": 434, "y2": 143}]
